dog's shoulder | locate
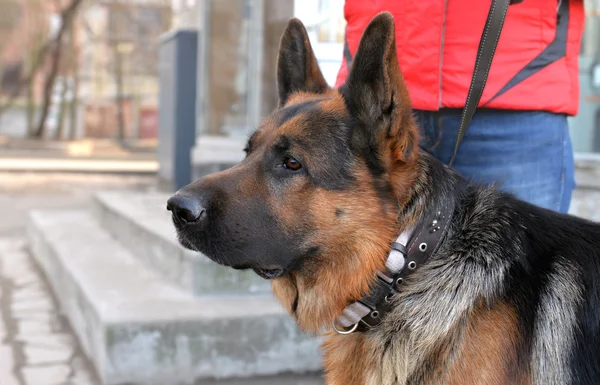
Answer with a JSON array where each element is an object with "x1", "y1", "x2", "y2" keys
[{"x1": 461, "y1": 186, "x2": 600, "y2": 385}]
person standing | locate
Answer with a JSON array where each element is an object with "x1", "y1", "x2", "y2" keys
[{"x1": 335, "y1": 0, "x2": 585, "y2": 213}]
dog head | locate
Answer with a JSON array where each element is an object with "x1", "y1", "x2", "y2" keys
[{"x1": 168, "y1": 12, "x2": 421, "y2": 332}]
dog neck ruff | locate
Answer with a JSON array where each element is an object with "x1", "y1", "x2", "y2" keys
[{"x1": 333, "y1": 200, "x2": 456, "y2": 334}]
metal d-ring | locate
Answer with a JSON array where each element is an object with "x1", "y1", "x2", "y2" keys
[{"x1": 332, "y1": 320, "x2": 359, "y2": 335}]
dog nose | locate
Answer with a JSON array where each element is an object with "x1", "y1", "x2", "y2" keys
[{"x1": 166, "y1": 194, "x2": 205, "y2": 225}]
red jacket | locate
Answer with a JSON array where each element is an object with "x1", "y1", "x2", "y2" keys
[{"x1": 335, "y1": 0, "x2": 585, "y2": 115}]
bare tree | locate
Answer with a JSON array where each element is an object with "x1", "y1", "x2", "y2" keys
[
  {"x1": 68, "y1": 21, "x2": 80, "y2": 140},
  {"x1": 33, "y1": 0, "x2": 84, "y2": 138},
  {"x1": 25, "y1": 0, "x2": 52, "y2": 135},
  {"x1": 55, "y1": 75, "x2": 70, "y2": 139},
  {"x1": 55, "y1": 18, "x2": 79, "y2": 140},
  {"x1": 113, "y1": 43, "x2": 129, "y2": 142}
]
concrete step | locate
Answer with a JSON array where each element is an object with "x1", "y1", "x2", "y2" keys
[
  {"x1": 91, "y1": 191, "x2": 270, "y2": 295},
  {"x1": 195, "y1": 373, "x2": 324, "y2": 384},
  {"x1": 26, "y1": 210, "x2": 322, "y2": 385}
]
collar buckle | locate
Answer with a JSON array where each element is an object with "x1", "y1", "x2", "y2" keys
[{"x1": 332, "y1": 320, "x2": 359, "y2": 335}]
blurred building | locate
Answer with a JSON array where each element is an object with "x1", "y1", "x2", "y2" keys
[
  {"x1": 78, "y1": 0, "x2": 171, "y2": 139},
  {"x1": 0, "y1": 0, "x2": 171, "y2": 140},
  {"x1": 5, "y1": 0, "x2": 598, "y2": 152},
  {"x1": 0, "y1": 0, "x2": 65, "y2": 105}
]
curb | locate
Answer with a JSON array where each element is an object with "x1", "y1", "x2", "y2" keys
[{"x1": 0, "y1": 158, "x2": 158, "y2": 174}]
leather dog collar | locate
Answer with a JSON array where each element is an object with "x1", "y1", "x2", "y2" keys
[{"x1": 333, "y1": 198, "x2": 457, "y2": 334}]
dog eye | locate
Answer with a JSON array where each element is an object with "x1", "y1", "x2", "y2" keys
[{"x1": 283, "y1": 157, "x2": 302, "y2": 171}]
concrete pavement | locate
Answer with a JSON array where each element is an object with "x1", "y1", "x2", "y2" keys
[{"x1": 0, "y1": 238, "x2": 98, "y2": 385}]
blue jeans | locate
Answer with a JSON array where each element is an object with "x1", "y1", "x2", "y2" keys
[{"x1": 414, "y1": 109, "x2": 576, "y2": 213}]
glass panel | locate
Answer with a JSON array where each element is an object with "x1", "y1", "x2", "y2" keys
[
  {"x1": 569, "y1": 0, "x2": 600, "y2": 153},
  {"x1": 199, "y1": 0, "x2": 342, "y2": 139},
  {"x1": 293, "y1": 0, "x2": 345, "y2": 86},
  {"x1": 259, "y1": 0, "x2": 295, "y2": 117},
  {"x1": 203, "y1": 0, "x2": 253, "y2": 139}
]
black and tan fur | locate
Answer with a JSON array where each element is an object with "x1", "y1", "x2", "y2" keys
[{"x1": 168, "y1": 12, "x2": 600, "y2": 385}]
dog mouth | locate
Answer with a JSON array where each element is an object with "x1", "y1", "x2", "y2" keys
[
  {"x1": 253, "y1": 267, "x2": 285, "y2": 280},
  {"x1": 173, "y1": 230, "x2": 286, "y2": 280},
  {"x1": 175, "y1": 233, "x2": 199, "y2": 252}
]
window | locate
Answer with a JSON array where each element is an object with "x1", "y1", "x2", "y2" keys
[
  {"x1": 199, "y1": 0, "x2": 257, "y2": 138},
  {"x1": 1, "y1": 61, "x2": 22, "y2": 94},
  {"x1": 48, "y1": 14, "x2": 61, "y2": 40},
  {"x1": 293, "y1": 0, "x2": 345, "y2": 85},
  {"x1": 568, "y1": 1, "x2": 600, "y2": 154}
]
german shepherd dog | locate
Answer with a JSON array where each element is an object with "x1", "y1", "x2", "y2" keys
[{"x1": 167, "y1": 12, "x2": 600, "y2": 385}]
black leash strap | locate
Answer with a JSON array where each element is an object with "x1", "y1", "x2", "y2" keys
[{"x1": 448, "y1": 0, "x2": 511, "y2": 167}]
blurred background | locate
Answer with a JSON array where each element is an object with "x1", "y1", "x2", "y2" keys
[{"x1": 1, "y1": 0, "x2": 600, "y2": 384}]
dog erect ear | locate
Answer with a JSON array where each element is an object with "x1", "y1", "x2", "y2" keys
[
  {"x1": 277, "y1": 18, "x2": 329, "y2": 106},
  {"x1": 342, "y1": 12, "x2": 411, "y2": 132}
]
